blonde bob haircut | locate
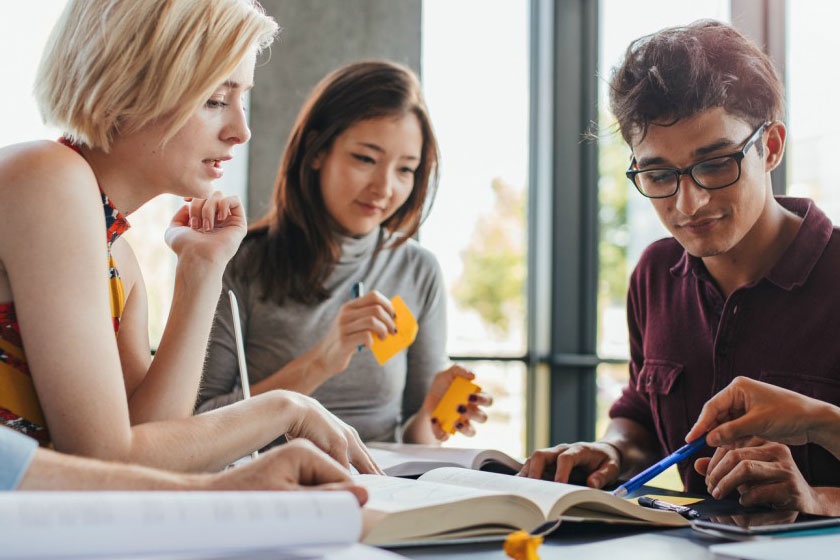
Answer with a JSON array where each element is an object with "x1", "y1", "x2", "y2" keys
[{"x1": 34, "y1": 0, "x2": 278, "y2": 151}]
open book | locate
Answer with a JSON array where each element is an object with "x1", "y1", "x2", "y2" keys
[
  {"x1": 356, "y1": 467, "x2": 688, "y2": 546},
  {"x1": 368, "y1": 442, "x2": 523, "y2": 477},
  {"x1": 0, "y1": 491, "x2": 369, "y2": 559}
]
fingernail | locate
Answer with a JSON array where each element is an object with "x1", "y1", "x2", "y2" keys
[
  {"x1": 468, "y1": 394, "x2": 478, "y2": 402},
  {"x1": 455, "y1": 422, "x2": 464, "y2": 430},
  {"x1": 712, "y1": 488, "x2": 720, "y2": 499},
  {"x1": 430, "y1": 417, "x2": 438, "y2": 424},
  {"x1": 190, "y1": 217, "x2": 198, "y2": 229},
  {"x1": 203, "y1": 219, "x2": 210, "y2": 231},
  {"x1": 457, "y1": 404, "x2": 467, "y2": 414},
  {"x1": 591, "y1": 477, "x2": 601, "y2": 487}
]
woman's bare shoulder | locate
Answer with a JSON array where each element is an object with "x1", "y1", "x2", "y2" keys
[
  {"x1": 0, "y1": 140, "x2": 98, "y2": 200},
  {"x1": 0, "y1": 141, "x2": 104, "y2": 250}
]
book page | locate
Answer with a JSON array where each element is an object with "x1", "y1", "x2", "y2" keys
[
  {"x1": 367, "y1": 443, "x2": 484, "y2": 475},
  {"x1": 418, "y1": 467, "x2": 597, "y2": 517},
  {"x1": 354, "y1": 473, "x2": 504, "y2": 513},
  {"x1": 0, "y1": 491, "x2": 360, "y2": 558}
]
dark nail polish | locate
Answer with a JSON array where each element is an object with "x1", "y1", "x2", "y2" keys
[
  {"x1": 468, "y1": 394, "x2": 478, "y2": 402},
  {"x1": 431, "y1": 417, "x2": 438, "y2": 424},
  {"x1": 457, "y1": 404, "x2": 467, "y2": 414},
  {"x1": 455, "y1": 422, "x2": 464, "y2": 430}
]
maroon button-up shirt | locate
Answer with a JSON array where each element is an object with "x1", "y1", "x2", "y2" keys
[{"x1": 610, "y1": 197, "x2": 840, "y2": 494}]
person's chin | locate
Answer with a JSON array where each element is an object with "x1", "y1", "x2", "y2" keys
[{"x1": 679, "y1": 237, "x2": 731, "y2": 258}]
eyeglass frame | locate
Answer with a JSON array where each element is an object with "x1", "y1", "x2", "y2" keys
[{"x1": 625, "y1": 121, "x2": 772, "y2": 199}]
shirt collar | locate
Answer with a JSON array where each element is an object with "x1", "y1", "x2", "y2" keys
[{"x1": 669, "y1": 196, "x2": 833, "y2": 291}]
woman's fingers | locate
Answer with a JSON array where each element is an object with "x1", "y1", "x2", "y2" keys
[
  {"x1": 342, "y1": 300, "x2": 397, "y2": 334},
  {"x1": 345, "y1": 316, "x2": 390, "y2": 341}
]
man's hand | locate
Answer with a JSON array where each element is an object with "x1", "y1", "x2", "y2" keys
[
  {"x1": 696, "y1": 439, "x2": 818, "y2": 511},
  {"x1": 517, "y1": 442, "x2": 621, "y2": 488},
  {"x1": 210, "y1": 439, "x2": 368, "y2": 505}
]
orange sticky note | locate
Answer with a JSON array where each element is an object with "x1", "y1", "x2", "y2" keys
[
  {"x1": 370, "y1": 296, "x2": 418, "y2": 365},
  {"x1": 432, "y1": 376, "x2": 481, "y2": 434}
]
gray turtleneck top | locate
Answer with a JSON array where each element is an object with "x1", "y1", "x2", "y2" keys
[{"x1": 196, "y1": 228, "x2": 448, "y2": 442}]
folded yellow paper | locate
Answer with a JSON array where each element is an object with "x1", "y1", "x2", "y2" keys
[
  {"x1": 432, "y1": 376, "x2": 482, "y2": 434},
  {"x1": 370, "y1": 295, "x2": 419, "y2": 365}
]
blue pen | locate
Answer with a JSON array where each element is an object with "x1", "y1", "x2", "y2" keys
[
  {"x1": 612, "y1": 434, "x2": 707, "y2": 498},
  {"x1": 352, "y1": 282, "x2": 365, "y2": 352}
]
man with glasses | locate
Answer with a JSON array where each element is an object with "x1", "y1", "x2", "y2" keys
[{"x1": 520, "y1": 20, "x2": 840, "y2": 515}]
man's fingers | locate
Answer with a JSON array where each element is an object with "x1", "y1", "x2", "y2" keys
[
  {"x1": 586, "y1": 459, "x2": 619, "y2": 489},
  {"x1": 286, "y1": 441, "x2": 352, "y2": 486},
  {"x1": 554, "y1": 448, "x2": 592, "y2": 483},
  {"x1": 713, "y1": 459, "x2": 783, "y2": 499},
  {"x1": 694, "y1": 457, "x2": 712, "y2": 476},
  {"x1": 314, "y1": 482, "x2": 369, "y2": 506}
]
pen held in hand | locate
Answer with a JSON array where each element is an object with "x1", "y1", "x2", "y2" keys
[
  {"x1": 612, "y1": 434, "x2": 707, "y2": 498},
  {"x1": 352, "y1": 281, "x2": 365, "y2": 352}
]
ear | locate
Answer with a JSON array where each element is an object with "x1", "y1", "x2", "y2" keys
[
  {"x1": 763, "y1": 121, "x2": 786, "y2": 173},
  {"x1": 311, "y1": 151, "x2": 324, "y2": 170},
  {"x1": 305, "y1": 130, "x2": 324, "y2": 170}
]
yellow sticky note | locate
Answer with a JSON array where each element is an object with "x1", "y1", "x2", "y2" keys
[
  {"x1": 432, "y1": 376, "x2": 482, "y2": 434},
  {"x1": 370, "y1": 296, "x2": 418, "y2": 365},
  {"x1": 636, "y1": 494, "x2": 704, "y2": 506}
]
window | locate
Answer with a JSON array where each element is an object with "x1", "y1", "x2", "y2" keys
[
  {"x1": 421, "y1": 0, "x2": 529, "y2": 458},
  {"x1": 787, "y1": 2, "x2": 840, "y2": 220}
]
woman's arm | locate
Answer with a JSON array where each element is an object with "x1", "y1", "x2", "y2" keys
[
  {"x1": 121, "y1": 193, "x2": 244, "y2": 423},
  {"x1": 0, "y1": 144, "x2": 378, "y2": 473}
]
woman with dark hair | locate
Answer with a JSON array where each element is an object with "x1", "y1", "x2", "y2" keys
[{"x1": 198, "y1": 60, "x2": 492, "y2": 444}]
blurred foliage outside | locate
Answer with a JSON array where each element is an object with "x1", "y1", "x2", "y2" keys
[{"x1": 452, "y1": 178, "x2": 526, "y2": 338}]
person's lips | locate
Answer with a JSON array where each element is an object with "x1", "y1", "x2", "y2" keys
[
  {"x1": 354, "y1": 201, "x2": 386, "y2": 214},
  {"x1": 676, "y1": 215, "x2": 725, "y2": 233},
  {"x1": 202, "y1": 155, "x2": 232, "y2": 178}
]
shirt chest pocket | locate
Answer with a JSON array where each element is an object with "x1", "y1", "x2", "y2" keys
[{"x1": 637, "y1": 359, "x2": 688, "y2": 453}]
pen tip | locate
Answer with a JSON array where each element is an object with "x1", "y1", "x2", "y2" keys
[{"x1": 612, "y1": 488, "x2": 628, "y2": 498}]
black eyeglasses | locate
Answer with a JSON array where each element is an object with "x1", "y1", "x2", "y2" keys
[{"x1": 626, "y1": 121, "x2": 771, "y2": 199}]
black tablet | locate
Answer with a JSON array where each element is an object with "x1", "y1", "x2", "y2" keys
[{"x1": 692, "y1": 510, "x2": 840, "y2": 535}]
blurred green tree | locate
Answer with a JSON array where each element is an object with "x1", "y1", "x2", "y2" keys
[{"x1": 453, "y1": 178, "x2": 525, "y2": 336}]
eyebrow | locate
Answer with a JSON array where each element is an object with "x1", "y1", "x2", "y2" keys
[
  {"x1": 636, "y1": 138, "x2": 739, "y2": 169},
  {"x1": 220, "y1": 80, "x2": 254, "y2": 93},
  {"x1": 356, "y1": 141, "x2": 419, "y2": 161}
]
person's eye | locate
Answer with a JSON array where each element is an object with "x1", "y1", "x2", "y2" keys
[
  {"x1": 352, "y1": 153, "x2": 376, "y2": 164},
  {"x1": 205, "y1": 99, "x2": 229, "y2": 109},
  {"x1": 646, "y1": 171, "x2": 672, "y2": 183},
  {"x1": 400, "y1": 166, "x2": 416, "y2": 175}
]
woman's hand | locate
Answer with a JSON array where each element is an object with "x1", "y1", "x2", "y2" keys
[
  {"x1": 686, "y1": 376, "x2": 836, "y2": 450},
  {"x1": 210, "y1": 439, "x2": 368, "y2": 504},
  {"x1": 310, "y1": 291, "x2": 397, "y2": 377},
  {"x1": 164, "y1": 192, "x2": 247, "y2": 268},
  {"x1": 282, "y1": 391, "x2": 383, "y2": 475},
  {"x1": 422, "y1": 366, "x2": 493, "y2": 441}
]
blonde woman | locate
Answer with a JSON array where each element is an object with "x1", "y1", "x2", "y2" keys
[{"x1": 0, "y1": 0, "x2": 378, "y2": 482}]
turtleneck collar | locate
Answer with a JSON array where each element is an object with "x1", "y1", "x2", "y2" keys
[{"x1": 336, "y1": 227, "x2": 382, "y2": 266}]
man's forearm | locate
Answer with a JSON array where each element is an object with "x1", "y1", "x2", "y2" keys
[
  {"x1": 599, "y1": 417, "x2": 663, "y2": 480},
  {"x1": 18, "y1": 448, "x2": 209, "y2": 491}
]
